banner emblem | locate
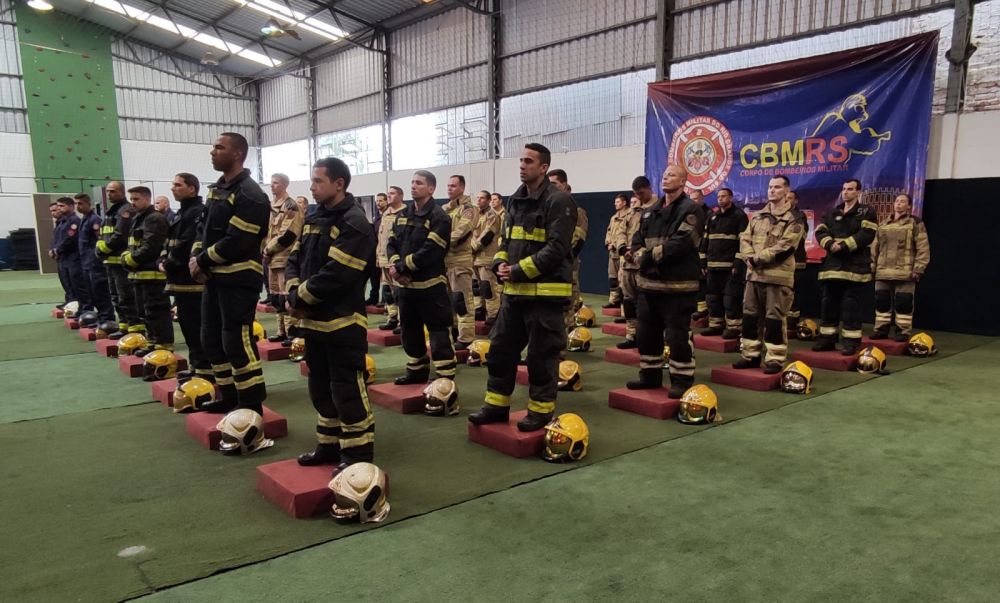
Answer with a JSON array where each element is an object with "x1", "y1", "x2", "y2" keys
[{"x1": 668, "y1": 116, "x2": 733, "y2": 195}]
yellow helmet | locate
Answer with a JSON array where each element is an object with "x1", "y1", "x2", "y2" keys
[
  {"x1": 252, "y1": 321, "x2": 266, "y2": 341},
  {"x1": 663, "y1": 345, "x2": 671, "y2": 362},
  {"x1": 907, "y1": 332, "x2": 936, "y2": 357},
  {"x1": 142, "y1": 349, "x2": 178, "y2": 382},
  {"x1": 797, "y1": 318, "x2": 819, "y2": 341},
  {"x1": 467, "y1": 340, "x2": 490, "y2": 366},
  {"x1": 217, "y1": 408, "x2": 273, "y2": 455},
  {"x1": 423, "y1": 377, "x2": 459, "y2": 416},
  {"x1": 574, "y1": 305, "x2": 596, "y2": 327},
  {"x1": 856, "y1": 345, "x2": 887, "y2": 374},
  {"x1": 173, "y1": 377, "x2": 215, "y2": 414},
  {"x1": 780, "y1": 361, "x2": 813, "y2": 394},
  {"x1": 557, "y1": 360, "x2": 583, "y2": 392},
  {"x1": 365, "y1": 354, "x2": 376, "y2": 384},
  {"x1": 289, "y1": 337, "x2": 306, "y2": 362},
  {"x1": 117, "y1": 332, "x2": 148, "y2": 356},
  {"x1": 542, "y1": 413, "x2": 590, "y2": 463},
  {"x1": 677, "y1": 384, "x2": 721, "y2": 425},
  {"x1": 567, "y1": 327, "x2": 592, "y2": 352},
  {"x1": 328, "y1": 462, "x2": 390, "y2": 524},
  {"x1": 63, "y1": 301, "x2": 80, "y2": 318}
]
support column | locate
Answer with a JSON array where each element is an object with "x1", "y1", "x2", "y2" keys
[
  {"x1": 654, "y1": 0, "x2": 676, "y2": 82},
  {"x1": 944, "y1": 0, "x2": 976, "y2": 113}
]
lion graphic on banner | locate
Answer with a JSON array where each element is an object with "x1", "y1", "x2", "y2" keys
[{"x1": 811, "y1": 93, "x2": 892, "y2": 157}]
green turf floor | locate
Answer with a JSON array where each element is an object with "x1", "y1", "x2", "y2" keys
[{"x1": 0, "y1": 272, "x2": 996, "y2": 602}]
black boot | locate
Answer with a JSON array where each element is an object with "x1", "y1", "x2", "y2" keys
[
  {"x1": 627, "y1": 368, "x2": 663, "y2": 390},
  {"x1": 667, "y1": 378, "x2": 691, "y2": 399},
  {"x1": 378, "y1": 318, "x2": 399, "y2": 331},
  {"x1": 701, "y1": 326, "x2": 724, "y2": 337},
  {"x1": 613, "y1": 317, "x2": 627, "y2": 324},
  {"x1": 840, "y1": 340, "x2": 860, "y2": 356},
  {"x1": 394, "y1": 371, "x2": 429, "y2": 385},
  {"x1": 811, "y1": 337, "x2": 836, "y2": 352},
  {"x1": 198, "y1": 398, "x2": 237, "y2": 414},
  {"x1": 517, "y1": 410, "x2": 552, "y2": 432},
  {"x1": 474, "y1": 307, "x2": 486, "y2": 322},
  {"x1": 868, "y1": 327, "x2": 889, "y2": 340},
  {"x1": 732, "y1": 356, "x2": 761, "y2": 370},
  {"x1": 468, "y1": 404, "x2": 509, "y2": 425},
  {"x1": 108, "y1": 330, "x2": 127, "y2": 340},
  {"x1": 894, "y1": 332, "x2": 911, "y2": 343},
  {"x1": 601, "y1": 302, "x2": 617, "y2": 309},
  {"x1": 616, "y1": 339, "x2": 637, "y2": 349},
  {"x1": 267, "y1": 333, "x2": 287, "y2": 343},
  {"x1": 297, "y1": 444, "x2": 341, "y2": 466},
  {"x1": 763, "y1": 361, "x2": 783, "y2": 374},
  {"x1": 721, "y1": 328, "x2": 741, "y2": 340}
]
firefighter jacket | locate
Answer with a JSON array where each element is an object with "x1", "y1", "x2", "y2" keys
[
  {"x1": 700, "y1": 204, "x2": 749, "y2": 271},
  {"x1": 791, "y1": 208, "x2": 808, "y2": 270},
  {"x1": 122, "y1": 205, "x2": 168, "y2": 281},
  {"x1": 444, "y1": 194, "x2": 477, "y2": 267},
  {"x1": 631, "y1": 193, "x2": 703, "y2": 293},
  {"x1": 194, "y1": 169, "x2": 270, "y2": 289},
  {"x1": 571, "y1": 202, "x2": 588, "y2": 258},
  {"x1": 376, "y1": 204, "x2": 405, "y2": 268},
  {"x1": 872, "y1": 213, "x2": 930, "y2": 281},
  {"x1": 493, "y1": 180, "x2": 576, "y2": 301},
  {"x1": 386, "y1": 198, "x2": 452, "y2": 289},
  {"x1": 615, "y1": 198, "x2": 659, "y2": 269},
  {"x1": 264, "y1": 195, "x2": 305, "y2": 269},
  {"x1": 96, "y1": 200, "x2": 134, "y2": 265},
  {"x1": 739, "y1": 199, "x2": 803, "y2": 287},
  {"x1": 159, "y1": 195, "x2": 205, "y2": 293},
  {"x1": 285, "y1": 193, "x2": 375, "y2": 348},
  {"x1": 815, "y1": 201, "x2": 878, "y2": 283},
  {"x1": 471, "y1": 206, "x2": 501, "y2": 268},
  {"x1": 52, "y1": 213, "x2": 81, "y2": 259},
  {"x1": 78, "y1": 210, "x2": 101, "y2": 268},
  {"x1": 605, "y1": 208, "x2": 628, "y2": 254}
]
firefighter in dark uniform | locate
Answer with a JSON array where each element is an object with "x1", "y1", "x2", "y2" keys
[
  {"x1": 787, "y1": 191, "x2": 808, "y2": 331},
  {"x1": 813, "y1": 178, "x2": 878, "y2": 356},
  {"x1": 159, "y1": 173, "x2": 209, "y2": 380},
  {"x1": 95, "y1": 181, "x2": 139, "y2": 338},
  {"x1": 468, "y1": 143, "x2": 577, "y2": 432},
  {"x1": 626, "y1": 164, "x2": 704, "y2": 399},
  {"x1": 121, "y1": 186, "x2": 172, "y2": 354},
  {"x1": 75, "y1": 193, "x2": 113, "y2": 319},
  {"x1": 385, "y1": 170, "x2": 457, "y2": 385},
  {"x1": 190, "y1": 133, "x2": 270, "y2": 416},
  {"x1": 50, "y1": 197, "x2": 87, "y2": 308},
  {"x1": 286, "y1": 158, "x2": 377, "y2": 474},
  {"x1": 699, "y1": 187, "x2": 748, "y2": 339}
]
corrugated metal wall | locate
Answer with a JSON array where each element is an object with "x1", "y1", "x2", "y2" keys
[
  {"x1": 0, "y1": 0, "x2": 27, "y2": 134},
  {"x1": 112, "y1": 40, "x2": 256, "y2": 145},
  {"x1": 314, "y1": 46, "x2": 382, "y2": 133},
  {"x1": 258, "y1": 69, "x2": 309, "y2": 146}
]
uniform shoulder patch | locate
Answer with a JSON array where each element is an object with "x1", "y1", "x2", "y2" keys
[
  {"x1": 69, "y1": 223, "x2": 78, "y2": 230},
  {"x1": 120, "y1": 210, "x2": 131, "y2": 219},
  {"x1": 685, "y1": 214, "x2": 698, "y2": 225}
]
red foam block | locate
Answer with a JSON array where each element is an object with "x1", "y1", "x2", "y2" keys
[
  {"x1": 475, "y1": 321, "x2": 493, "y2": 336},
  {"x1": 119, "y1": 353, "x2": 188, "y2": 378},
  {"x1": 366, "y1": 304, "x2": 386, "y2": 315},
  {"x1": 51, "y1": 308, "x2": 64, "y2": 318},
  {"x1": 516, "y1": 364, "x2": 529, "y2": 386},
  {"x1": 79, "y1": 327, "x2": 102, "y2": 341},
  {"x1": 711, "y1": 366, "x2": 781, "y2": 391},
  {"x1": 185, "y1": 406, "x2": 287, "y2": 449},
  {"x1": 96, "y1": 339, "x2": 119, "y2": 357},
  {"x1": 151, "y1": 377, "x2": 220, "y2": 407},
  {"x1": 468, "y1": 410, "x2": 545, "y2": 458},
  {"x1": 693, "y1": 335, "x2": 740, "y2": 353},
  {"x1": 605, "y1": 347, "x2": 640, "y2": 366},
  {"x1": 601, "y1": 307, "x2": 622, "y2": 317},
  {"x1": 861, "y1": 337, "x2": 908, "y2": 356},
  {"x1": 256, "y1": 460, "x2": 390, "y2": 519},
  {"x1": 367, "y1": 382, "x2": 426, "y2": 414},
  {"x1": 64, "y1": 318, "x2": 80, "y2": 330},
  {"x1": 608, "y1": 387, "x2": 680, "y2": 420},
  {"x1": 258, "y1": 340, "x2": 291, "y2": 361},
  {"x1": 791, "y1": 349, "x2": 857, "y2": 372},
  {"x1": 256, "y1": 302, "x2": 276, "y2": 314},
  {"x1": 601, "y1": 323, "x2": 627, "y2": 337},
  {"x1": 299, "y1": 361, "x2": 309, "y2": 377},
  {"x1": 367, "y1": 329, "x2": 401, "y2": 347}
]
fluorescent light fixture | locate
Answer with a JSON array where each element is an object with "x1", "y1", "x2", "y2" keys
[
  {"x1": 27, "y1": 0, "x2": 55, "y2": 10},
  {"x1": 231, "y1": 0, "x2": 346, "y2": 42}
]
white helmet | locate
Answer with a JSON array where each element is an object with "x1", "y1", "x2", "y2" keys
[
  {"x1": 328, "y1": 462, "x2": 390, "y2": 524},
  {"x1": 63, "y1": 301, "x2": 80, "y2": 318},
  {"x1": 423, "y1": 377, "x2": 460, "y2": 416},
  {"x1": 216, "y1": 408, "x2": 273, "y2": 455}
]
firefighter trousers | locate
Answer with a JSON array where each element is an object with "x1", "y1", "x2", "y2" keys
[
  {"x1": 305, "y1": 340, "x2": 374, "y2": 462},
  {"x1": 705, "y1": 268, "x2": 745, "y2": 331},
  {"x1": 174, "y1": 291, "x2": 210, "y2": 377},
  {"x1": 107, "y1": 264, "x2": 139, "y2": 330},
  {"x1": 740, "y1": 281, "x2": 792, "y2": 364},
  {"x1": 132, "y1": 278, "x2": 174, "y2": 348},
  {"x1": 875, "y1": 279, "x2": 916, "y2": 335},
  {"x1": 201, "y1": 282, "x2": 266, "y2": 413},
  {"x1": 398, "y1": 284, "x2": 457, "y2": 380},
  {"x1": 636, "y1": 291, "x2": 696, "y2": 389},
  {"x1": 819, "y1": 279, "x2": 865, "y2": 344}
]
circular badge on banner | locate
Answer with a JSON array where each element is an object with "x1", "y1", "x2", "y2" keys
[{"x1": 668, "y1": 116, "x2": 734, "y2": 195}]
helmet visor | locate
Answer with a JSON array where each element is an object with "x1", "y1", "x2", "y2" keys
[
  {"x1": 678, "y1": 401, "x2": 708, "y2": 423},
  {"x1": 781, "y1": 372, "x2": 808, "y2": 393}
]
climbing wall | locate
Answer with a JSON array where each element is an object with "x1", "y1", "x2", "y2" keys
[{"x1": 14, "y1": 5, "x2": 124, "y2": 194}]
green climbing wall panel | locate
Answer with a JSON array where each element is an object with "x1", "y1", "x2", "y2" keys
[{"x1": 15, "y1": 5, "x2": 124, "y2": 194}]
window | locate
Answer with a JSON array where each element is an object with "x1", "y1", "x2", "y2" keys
[
  {"x1": 260, "y1": 139, "x2": 310, "y2": 182},
  {"x1": 390, "y1": 102, "x2": 488, "y2": 170},
  {"x1": 315, "y1": 124, "x2": 384, "y2": 176}
]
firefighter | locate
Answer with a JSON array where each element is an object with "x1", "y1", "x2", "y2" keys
[
  {"x1": 468, "y1": 143, "x2": 577, "y2": 432},
  {"x1": 614, "y1": 177, "x2": 659, "y2": 349},
  {"x1": 75, "y1": 193, "x2": 114, "y2": 321},
  {"x1": 732, "y1": 175, "x2": 804, "y2": 373},
  {"x1": 121, "y1": 186, "x2": 172, "y2": 355},
  {"x1": 813, "y1": 178, "x2": 878, "y2": 355},
  {"x1": 286, "y1": 157, "x2": 376, "y2": 475},
  {"x1": 159, "y1": 173, "x2": 210, "y2": 380},
  {"x1": 386, "y1": 170, "x2": 457, "y2": 385},
  {"x1": 443, "y1": 175, "x2": 477, "y2": 350},
  {"x1": 50, "y1": 197, "x2": 88, "y2": 309},
  {"x1": 95, "y1": 180, "x2": 139, "y2": 339},
  {"x1": 871, "y1": 193, "x2": 930, "y2": 341},
  {"x1": 700, "y1": 187, "x2": 749, "y2": 339},
  {"x1": 603, "y1": 193, "x2": 629, "y2": 309},
  {"x1": 189, "y1": 132, "x2": 270, "y2": 416},
  {"x1": 490, "y1": 192, "x2": 505, "y2": 221},
  {"x1": 471, "y1": 189, "x2": 501, "y2": 326},
  {"x1": 787, "y1": 190, "x2": 809, "y2": 330},
  {"x1": 547, "y1": 169, "x2": 587, "y2": 331},
  {"x1": 625, "y1": 164, "x2": 704, "y2": 398},
  {"x1": 262, "y1": 172, "x2": 305, "y2": 345},
  {"x1": 376, "y1": 186, "x2": 406, "y2": 333},
  {"x1": 689, "y1": 188, "x2": 711, "y2": 322}
]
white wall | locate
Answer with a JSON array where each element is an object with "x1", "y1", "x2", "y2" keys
[{"x1": 0, "y1": 132, "x2": 37, "y2": 235}]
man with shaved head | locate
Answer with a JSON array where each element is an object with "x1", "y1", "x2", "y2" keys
[
  {"x1": 626, "y1": 164, "x2": 705, "y2": 398},
  {"x1": 154, "y1": 195, "x2": 175, "y2": 222},
  {"x1": 95, "y1": 179, "x2": 140, "y2": 338}
]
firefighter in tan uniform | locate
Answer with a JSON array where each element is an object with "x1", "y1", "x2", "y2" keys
[
  {"x1": 614, "y1": 176, "x2": 658, "y2": 349},
  {"x1": 263, "y1": 173, "x2": 305, "y2": 344},
  {"x1": 603, "y1": 193, "x2": 629, "y2": 309},
  {"x1": 871, "y1": 193, "x2": 930, "y2": 341},
  {"x1": 471, "y1": 189, "x2": 501, "y2": 326},
  {"x1": 547, "y1": 169, "x2": 588, "y2": 330},
  {"x1": 375, "y1": 186, "x2": 406, "y2": 333},
  {"x1": 444, "y1": 175, "x2": 477, "y2": 350}
]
